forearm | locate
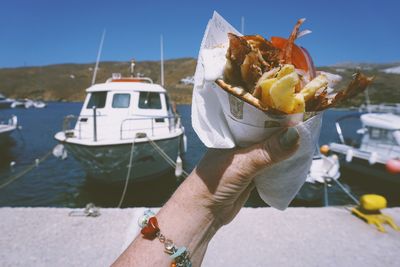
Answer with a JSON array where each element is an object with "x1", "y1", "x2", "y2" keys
[{"x1": 112, "y1": 173, "x2": 219, "y2": 267}]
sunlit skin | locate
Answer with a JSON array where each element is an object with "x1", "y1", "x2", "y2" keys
[{"x1": 112, "y1": 128, "x2": 299, "y2": 267}]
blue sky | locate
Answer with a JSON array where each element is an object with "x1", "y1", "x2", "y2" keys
[{"x1": 0, "y1": 0, "x2": 398, "y2": 68}]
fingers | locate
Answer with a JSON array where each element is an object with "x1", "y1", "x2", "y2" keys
[{"x1": 235, "y1": 127, "x2": 300, "y2": 175}]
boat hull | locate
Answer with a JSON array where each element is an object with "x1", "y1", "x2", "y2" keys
[
  {"x1": 337, "y1": 155, "x2": 400, "y2": 185},
  {"x1": 0, "y1": 125, "x2": 15, "y2": 147},
  {"x1": 63, "y1": 135, "x2": 183, "y2": 183}
]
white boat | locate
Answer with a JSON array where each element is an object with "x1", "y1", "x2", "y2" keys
[
  {"x1": 329, "y1": 112, "x2": 400, "y2": 184},
  {"x1": 0, "y1": 94, "x2": 14, "y2": 109},
  {"x1": 54, "y1": 73, "x2": 187, "y2": 183},
  {"x1": 0, "y1": 115, "x2": 17, "y2": 147},
  {"x1": 33, "y1": 100, "x2": 46, "y2": 108},
  {"x1": 296, "y1": 154, "x2": 341, "y2": 201}
]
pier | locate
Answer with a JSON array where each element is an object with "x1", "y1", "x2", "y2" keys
[{"x1": 0, "y1": 207, "x2": 399, "y2": 266}]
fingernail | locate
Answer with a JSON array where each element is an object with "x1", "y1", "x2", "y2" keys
[{"x1": 279, "y1": 128, "x2": 299, "y2": 150}]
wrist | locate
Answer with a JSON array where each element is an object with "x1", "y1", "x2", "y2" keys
[{"x1": 156, "y1": 177, "x2": 220, "y2": 265}]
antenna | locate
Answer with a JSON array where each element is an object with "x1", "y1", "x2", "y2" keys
[
  {"x1": 160, "y1": 34, "x2": 164, "y2": 87},
  {"x1": 91, "y1": 29, "x2": 106, "y2": 85},
  {"x1": 241, "y1": 16, "x2": 245, "y2": 35}
]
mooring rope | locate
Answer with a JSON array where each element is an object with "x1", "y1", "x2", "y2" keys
[
  {"x1": 117, "y1": 136, "x2": 136, "y2": 208},
  {"x1": 147, "y1": 137, "x2": 189, "y2": 178},
  {"x1": 0, "y1": 150, "x2": 53, "y2": 189}
]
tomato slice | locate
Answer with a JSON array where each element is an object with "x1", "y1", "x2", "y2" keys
[{"x1": 271, "y1": 36, "x2": 310, "y2": 73}]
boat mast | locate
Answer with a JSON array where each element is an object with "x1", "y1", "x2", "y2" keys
[
  {"x1": 160, "y1": 34, "x2": 164, "y2": 87},
  {"x1": 91, "y1": 29, "x2": 106, "y2": 85}
]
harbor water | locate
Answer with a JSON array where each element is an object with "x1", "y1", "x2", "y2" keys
[{"x1": 0, "y1": 103, "x2": 399, "y2": 207}]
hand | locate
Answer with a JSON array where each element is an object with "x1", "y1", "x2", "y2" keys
[
  {"x1": 191, "y1": 127, "x2": 300, "y2": 227},
  {"x1": 113, "y1": 127, "x2": 300, "y2": 267}
]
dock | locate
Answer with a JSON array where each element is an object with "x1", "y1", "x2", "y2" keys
[{"x1": 0, "y1": 207, "x2": 399, "y2": 266}]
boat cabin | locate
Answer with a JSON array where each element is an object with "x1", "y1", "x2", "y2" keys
[
  {"x1": 73, "y1": 75, "x2": 178, "y2": 142},
  {"x1": 359, "y1": 113, "x2": 400, "y2": 156}
]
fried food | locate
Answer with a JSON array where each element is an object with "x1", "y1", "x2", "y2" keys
[{"x1": 219, "y1": 19, "x2": 374, "y2": 114}]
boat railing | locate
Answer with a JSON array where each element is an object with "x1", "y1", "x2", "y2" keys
[
  {"x1": 62, "y1": 113, "x2": 182, "y2": 141},
  {"x1": 120, "y1": 114, "x2": 181, "y2": 140}
]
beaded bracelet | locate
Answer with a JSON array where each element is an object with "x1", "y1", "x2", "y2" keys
[{"x1": 138, "y1": 210, "x2": 192, "y2": 267}]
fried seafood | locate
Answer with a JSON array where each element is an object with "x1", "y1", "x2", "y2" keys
[{"x1": 219, "y1": 19, "x2": 373, "y2": 114}]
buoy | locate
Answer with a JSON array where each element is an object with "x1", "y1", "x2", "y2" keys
[
  {"x1": 386, "y1": 159, "x2": 400, "y2": 174},
  {"x1": 175, "y1": 156, "x2": 183, "y2": 177},
  {"x1": 320, "y1": 145, "x2": 330, "y2": 155}
]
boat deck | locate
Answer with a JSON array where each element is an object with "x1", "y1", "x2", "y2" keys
[{"x1": 0, "y1": 207, "x2": 399, "y2": 266}]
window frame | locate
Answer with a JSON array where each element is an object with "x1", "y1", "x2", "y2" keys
[
  {"x1": 112, "y1": 93, "x2": 131, "y2": 109},
  {"x1": 138, "y1": 91, "x2": 163, "y2": 110},
  {"x1": 86, "y1": 91, "x2": 108, "y2": 109}
]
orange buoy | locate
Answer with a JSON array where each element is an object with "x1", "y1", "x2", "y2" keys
[
  {"x1": 386, "y1": 159, "x2": 400, "y2": 174},
  {"x1": 320, "y1": 145, "x2": 330, "y2": 155}
]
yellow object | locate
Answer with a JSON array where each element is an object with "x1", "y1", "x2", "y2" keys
[
  {"x1": 291, "y1": 93, "x2": 305, "y2": 113},
  {"x1": 352, "y1": 194, "x2": 399, "y2": 232},
  {"x1": 320, "y1": 145, "x2": 330, "y2": 155},
  {"x1": 269, "y1": 71, "x2": 300, "y2": 113},
  {"x1": 276, "y1": 64, "x2": 295, "y2": 79},
  {"x1": 360, "y1": 194, "x2": 387, "y2": 211},
  {"x1": 300, "y1": 74, "x2": 328, "y2": 101},
  {"x1": 260, "y1": 78, "x2": 277, "y2": 108}
]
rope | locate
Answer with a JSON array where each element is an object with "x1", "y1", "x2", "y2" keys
[
  {"x1": 0, "y1": 150, "x2": 52, "y2": 189},
  {"x1": 147, "y1": 137, "x2": 190, "y2": 178},
  {"x1": 332, "y1": 178, "x2": 360, "y2": 206},
  {"x1": 323, "y1": 181, "x2": 329, "y2": 207},
  {"x1": 117, "y1": 136, "x2": 136, "y2": 208}
]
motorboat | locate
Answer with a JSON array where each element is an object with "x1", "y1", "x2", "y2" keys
[
  {"x1": 329, "y1": 112, "x2": 400, "y2": 184},
  {"x1": 296, "y1": 154, "x2": 341, "y2": 202},
  {"x1": 11, "y1": 99, "x2": 34, "y2": 109},
  {"x1": 0, "y1": 115, "x2": 18, "y2": 147},
  {"x1": 33, "y1": 100, "x2": 46, "y2": 108},
  {"x1": 54, "y1": 72, "x2": 187, "y2": 183},
  {"x1": 0, "y1": 94, "x2": 14, "y2": 109}
]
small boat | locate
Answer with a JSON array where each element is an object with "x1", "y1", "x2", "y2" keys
[
  {"x1": 54, "y1": 69, "x2": 187, "y2": 183},
  {"x1": 329, "y1": 112, "x2": 400, "y2": 184},
  {"x1": 296, "y1": 154, "x2": 341, "y2": 201},
  {"x1": 11, "y1": 99, "x2": 30, "y2": 108},
  {"x1": 0, "y1": 115, "x2": 18, "y2": 147},
  {"x1": 33, "y1": 100, "x2": 46, "y2": 108},
  {"x1": 0, "y1": 94, "x2": 14, "y2": 109}
]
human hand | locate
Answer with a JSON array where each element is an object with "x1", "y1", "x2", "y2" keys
[
  {"x1": 113, "y1": 127, "x2": 300, "y2": 267},
  {"x1": 190, "y1": 127, "x2": 300, "y2": 227}
]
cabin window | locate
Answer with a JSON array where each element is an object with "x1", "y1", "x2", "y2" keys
[
  {"x1": 86, "y1": 92, "x2": 107, "y2": 109},
  {"x1": 112, "y1": 94, "x2": 130, "y2": 108},
  {"x1": 370, "y1": 128, "x2": 381, "y2": 139},
  {"x1": 138, "y1": 92, "x2": 162, "y2": 109}
]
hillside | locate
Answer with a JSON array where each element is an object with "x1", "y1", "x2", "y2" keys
[
  {"x1": 1, "y1": 59, "x2": 400, "y2": 106},
  {"x1": 0, "y1": 58, "x2": 197, "y2": 104}
]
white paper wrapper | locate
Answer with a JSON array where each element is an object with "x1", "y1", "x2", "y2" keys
[{"x1": 192, "y1": 12, "x2": 323, "y2": 210}]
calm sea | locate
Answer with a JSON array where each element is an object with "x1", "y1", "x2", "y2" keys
[{"x1": 0, "y1": 103, "x2": 398, "y2": 207}]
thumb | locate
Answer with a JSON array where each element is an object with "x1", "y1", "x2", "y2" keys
[{"x1": 237, "y1": 127, "x2": 300, "y2": 175}]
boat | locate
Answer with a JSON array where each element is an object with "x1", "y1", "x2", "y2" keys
[
  {"x1": 296, "y1": 154, "x2": 341, "y2": 202},
  {"x1": 358, "y1": 103, "x2": 400, "y2": 115},
  {"x1": 54, "y1": 68, "x2": 187, "y2": 183},
  {"x1": 329, "y1": 112, "x2": 400, "y2": 184},
  {"x1": 11, "y1": 99, "x2": 34, "y2": 109},
  {"x1": 33, "y1": 100, "x2": 46, "y2": 108},
  {"x1": 0, "y1": 94, "x2": 14, "y2": 109},
  {"x1": 0, "y1": 115, "x2": 18, "y2": 147}
]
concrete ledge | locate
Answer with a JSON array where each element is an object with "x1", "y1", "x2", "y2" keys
[{"x1": 0, "y1": 207, "x2": 399, "y2": 267}]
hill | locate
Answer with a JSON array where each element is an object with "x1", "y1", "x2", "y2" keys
[
  {"x1": 0, "y1": 58, "x2": 197, "y2": 104},
  {"x1": 1, "y1": 59, "x2": 400, "y2": 106}
]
